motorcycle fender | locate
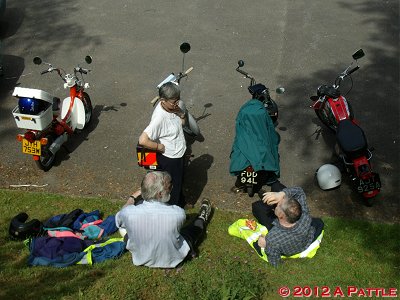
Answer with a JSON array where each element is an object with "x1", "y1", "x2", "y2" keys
[
  {"x1": 327, "y1": 96, "x2": 350, "y2": 122},
  {"x1": 60, "y1": 97, "x2": 86, "y2": 130}
]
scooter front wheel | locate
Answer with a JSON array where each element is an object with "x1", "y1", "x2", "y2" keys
[
  {"x1": 82, "y1": 92, "x2": 93, "y2": 127},
  {"x1": 36, "y1": 135, "x2": 56, "y2": 171},
  {"x1": 183, "y1": 112, "x2": 200, "y2": 137}
]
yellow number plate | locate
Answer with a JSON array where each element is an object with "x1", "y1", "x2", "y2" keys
[{"x1": 22, "y1": 139, "x2": 41, "y2": 155}]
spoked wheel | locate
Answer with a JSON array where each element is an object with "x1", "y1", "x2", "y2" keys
[
  {"x1": 82, "y1": 92, "x2": 93, "y2": 128},
  {"x1": 316, "y1": 109, "x2": 337, "y2": 133},
  {"x1": 36, "y1": 135, "x2": 56, "y2": 172}
]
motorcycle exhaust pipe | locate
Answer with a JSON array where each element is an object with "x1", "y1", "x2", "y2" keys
[{"x1": 49, "y1": 133, "x2": 68, "y2": 155}]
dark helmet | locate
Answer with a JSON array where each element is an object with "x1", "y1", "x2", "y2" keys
[
  {"x1": 248, "y1": 83, "x2": 268, "y2": 100},
  {"x1": 9, "y1": 212, "x2": 43, "y2": 240},
  {"x1": 18, "y1": 97, "x2": 47, "y2": 115}
]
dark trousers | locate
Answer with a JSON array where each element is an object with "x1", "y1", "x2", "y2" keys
[
  {"x1": 180, "y1": 219, "x2": 205, "y2": 257},
  {"x1": 252, "y1": 181, "x2": 287, "y2": 230},
  {"x1": 157, "y1": 153, "x2": 186, "y2": 208}
]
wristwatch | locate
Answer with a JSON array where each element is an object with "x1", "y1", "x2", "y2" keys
[{"x1": 129, "y1": 194, "x2": 143, "y2": 205}]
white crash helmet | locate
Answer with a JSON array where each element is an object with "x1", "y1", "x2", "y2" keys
[{"x1": 316, "y1": 164, "x2": 342, "y2": 190}]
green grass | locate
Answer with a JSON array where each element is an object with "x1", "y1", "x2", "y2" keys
[{"x1": 0, "y1": 189, "x2": 399, "y2": 300}]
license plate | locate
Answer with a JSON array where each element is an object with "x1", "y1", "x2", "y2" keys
[
  {"x1": 22, "y1": 139, "x2": 41, "y2": 155},
  {"x1": 240, "y1": 170, "x2": 258, "y2": 185},
  {"x1": 356, "y1": 173, "x2": 381, "y2": 193}
]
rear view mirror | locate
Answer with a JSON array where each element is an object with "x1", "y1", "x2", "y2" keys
[
  {"x1": 33, "y1": 57, "x2": 42, "y2": 65},
  {"x1": 352, "y1": 49, "x2": 365, "y2": 60},
  {"x1": 85, "y1": 56, "x2": 92, "y2": 64},
  {"x1": 276, "y1": 87, "x2": 285, "y2": 94},
  {"x1": 237, "y1": 60, "x2": 244, "y2": 68},
  {"x1": 180, "y1": 42, "x2": 191, "y2": 54}
]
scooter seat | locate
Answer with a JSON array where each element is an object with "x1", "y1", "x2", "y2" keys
[{"x1": 336, "y1": 119, "x2": 367, "y2": 155}]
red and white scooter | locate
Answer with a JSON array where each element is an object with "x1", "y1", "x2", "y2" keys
[{"x1": 12, "y1": 56, "x2": 93, "y2": 171}]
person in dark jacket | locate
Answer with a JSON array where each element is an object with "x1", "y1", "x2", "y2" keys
[{"x1": 229, "y1": 98, "x2": 281, "y2": 193}]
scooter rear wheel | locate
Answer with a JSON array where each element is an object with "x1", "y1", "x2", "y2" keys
[
  {"x1": 36, "y1": 134, "x2": 56, "y2": 171},
  {"x1": 246, "y1": 185, "x2": 255, "y2": 197}
]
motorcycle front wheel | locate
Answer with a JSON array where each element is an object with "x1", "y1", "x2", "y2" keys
[
  {"x1": 36, "y1": 134, "x2": 56, "y2": 171},
  {"x1": 315, "y1": 109, "x2": 337, "y2": 132}
]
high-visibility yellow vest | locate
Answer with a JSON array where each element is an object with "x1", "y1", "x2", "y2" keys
[{"x1": 228, "y1": 219, "x2": 323, "y2": 262}]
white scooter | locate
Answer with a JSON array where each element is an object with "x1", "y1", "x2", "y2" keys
[
  {"x1": 150, "y1": 42, "x2": 200, "y2": 137},
  {"x1": 12, "y1": 56, "x2": 93, "y2": 171},
  {"x1": 136, "y1": 43, "x2": 200, "y2": 170}
]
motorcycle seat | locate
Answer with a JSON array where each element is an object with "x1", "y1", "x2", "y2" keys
[{"x1": 336, "y1": 119, "x2": 367, "y2": 155}]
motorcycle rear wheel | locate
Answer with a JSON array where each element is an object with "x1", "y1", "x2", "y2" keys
[
  {"x1": 365, "y1": 197, "x2": 374, "y2": 207},
  {"x1": 36, "y1": 135, "x2": 56, "y2": 171}
]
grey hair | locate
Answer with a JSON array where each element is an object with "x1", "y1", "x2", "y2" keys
[
  {"x1": 280, "y1": 194, "x2": 302, "y2": 224},
  {"x1": 159, "y1": 82, "x2": 180, "y2": 100},
  {"x1": 141, "y1": 171, "x2": 171, "y2": 203}
]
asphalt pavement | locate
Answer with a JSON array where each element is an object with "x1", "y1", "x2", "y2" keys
[{"x1": 0, "y1": 0, "x2": 399, "y2": 223}]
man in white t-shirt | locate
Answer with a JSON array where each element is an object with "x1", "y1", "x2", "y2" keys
[
  {"x1": 139, "y1": 82, "x2": 187, "y2": 207},
  {"x1": 115, "y1": 171, "x2": 212, "y2": 268}
]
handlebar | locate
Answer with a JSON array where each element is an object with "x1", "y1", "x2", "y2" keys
[
  {"x1": 236, "y1": 67, "x2": 256, "y2": 86},
  {"x1": 75, "y1": 67, "x2": 90, "y2": 74},
  {"x1": 334, "y1": 63, "x2": 360, "y2": 89},
  {"x1": 150, "y1": 96, "x2": 160, "y2": 105},
  {"x1": 150, "y1": 67, "x2": 194, "y2": 105},
  {"x1": 346, "y1": 66, "x2": 359, "y2": 76},
  {"x1": 176, "y1": 67, "x2": 193, "y2": 83},
  {"x1": 184, "y1": 66, "x2": 193, "y2": 75},
  {"x1": 236, "y1": 68, "x2": 248, "y2": 76}
]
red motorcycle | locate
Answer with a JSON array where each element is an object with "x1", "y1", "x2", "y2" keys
[{"x1": 310, "y1": 49, "x2": 381, "y2": 205}]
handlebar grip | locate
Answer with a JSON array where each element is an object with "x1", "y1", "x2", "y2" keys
[
  {"x1": 184, "y1": 67, "x2": 194, "y2": 75},
  {"x1": 150, "y1": 96, "x2": 160, "y2": 105},
  {"x1": 347, "y1": 66, "x2": 360, "y2": 76},
  {"x1": 236, "y1": 68, "x2": 247, "y2": 76},
  {"x1": 40, "y1": 70, "x2": 49, "y2": 75}
]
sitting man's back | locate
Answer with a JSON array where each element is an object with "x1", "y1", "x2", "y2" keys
[
  {"x1": 117, "y1": 199, "x2": 189, "y2": 268},
  {"x1": 116, "y1": 171, "x2": 211, "y2": 268}
]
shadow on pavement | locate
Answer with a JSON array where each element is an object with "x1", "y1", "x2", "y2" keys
[{"x1": 184, "y1": 153, "x2": 214, "y2": 206}]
